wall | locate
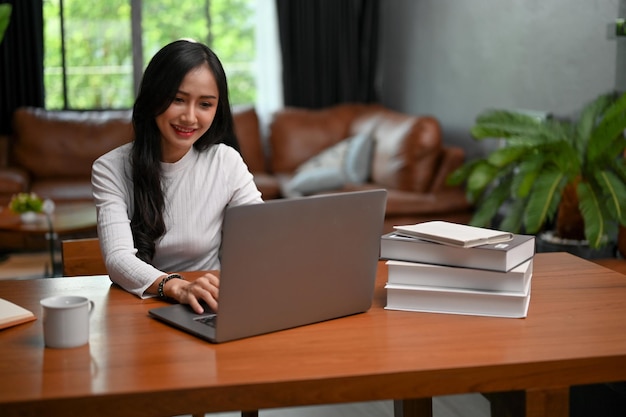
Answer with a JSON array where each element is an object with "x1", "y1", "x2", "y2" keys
[{"x1": 378, "y1": 0, "x2": 626, "y2": 159}]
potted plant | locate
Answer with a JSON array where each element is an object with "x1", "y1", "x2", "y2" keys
[
  {"x1": 447, "y1": 90, "x2": 626, "y2": 249},
  {"x1": 9, "y1": 192, "x2": 44, "y2": 223}
]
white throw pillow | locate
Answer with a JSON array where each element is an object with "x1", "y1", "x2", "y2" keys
[
  {"x1": 343, "y1": 132, "x2": 374, "y2": 183},
  {"x1": 281, "y1": 132, "x2": 373, "y2": 198}
]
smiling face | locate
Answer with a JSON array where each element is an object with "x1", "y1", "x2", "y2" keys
[{"x1": 155, "y1": 63, "x2": 219, "y2": 163}]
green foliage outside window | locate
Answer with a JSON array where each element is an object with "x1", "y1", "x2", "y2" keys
[{"x1": 43, "y1": 0, "x2": 256, "y2": 110}]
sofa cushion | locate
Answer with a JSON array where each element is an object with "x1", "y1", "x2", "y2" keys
[
  {"x1": 345, "y1": 131, "x2": 375, "y2": 183},
  {"x1": 12, "y1": 108, "x2": 133, "y2": 180},
  {"x1": 281, "y1": 167, "x2": 346, "y2": 198},
  {"x1": 280, "y1": 132, "x2": 373, "y2": 197},
  {"x1": 268, "y1": 106, "x2": 356, "y2": 174},
  {"x1": 232, "y1": 106, "x2": 266, "y2": 173},
  {"x1": 352, "y1": 110, "x2": 441, "y2": 193}
]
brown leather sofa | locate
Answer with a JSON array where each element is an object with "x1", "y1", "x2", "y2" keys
[
  {"x1": 0, "y1": 107, "x2": 133, "y2": 206},
  {"x1": 0, "y1": 104, "x2": 472, "y2": 233},
  {"x1": 236, "y1": 103, "x2": 472, "y2": 231}
]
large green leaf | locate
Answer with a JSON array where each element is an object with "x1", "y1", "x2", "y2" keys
[
  {"x1": 446, "y1": 159, "x2": 481, "y2": 186},
  {"x1": 587, "y1": 92, "x2": 626, "y2": 164},
  {"x1": 542, "y1": 118, "x2": 573, "y2": 143},
  {"x1": 466, "y1": 161, "x2": 501, "y2": 199},
  {"x1": 595, "y1": 170, "x2": 626, "y2": 224},
  {"x1": 600, "y1": 90, "x2": 626, "y2": 121},
  {"x1": 577, "y1": 181, "x2": 608, "y2": 248},
  {"x1": 511, "y1": 155, "x2": 546, "y2": 198},
  {"x1": 610, "y1": 158, "x2": 626, "y2": 184},
  {"x1": 541, "y1": 140, "x2": 580, "y2": 176},
  {"x1": 587, "y1": 120, "x2": 626, "y2": 164},
  {"x1": 498, "y1": 197, "x2": 527, "y2": 233},
  {"x1": 523, "y1": 169, "x2": 566, "y2": 233},
  {"x1": 576, "y1": 92, "x2": 613, "y2": 151},
  {"x1": 469, "y1": 177, "x2": 512, "y2": 228},
  {"x1": 486, "y1": 145, "x2": 529, "y2": 167},
  {"x1": 471, "y1": 110, "x2": 545, "y2": 140}
]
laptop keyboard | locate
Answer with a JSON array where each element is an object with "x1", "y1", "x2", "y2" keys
[{"x1": 193, "y1": 313, "x2": 217, "y2": 327}]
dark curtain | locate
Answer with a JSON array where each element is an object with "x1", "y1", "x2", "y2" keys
[
  {"x1": 0, "y1": 0, "x2": 44, "y2": 135},
  {"x1": 276, "y1": 0, "x2": 379, "y2": 108}
]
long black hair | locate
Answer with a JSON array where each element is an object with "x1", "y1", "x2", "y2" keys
[{"x1": 131, "y1": 39, "x2": 237, "y2": 262}]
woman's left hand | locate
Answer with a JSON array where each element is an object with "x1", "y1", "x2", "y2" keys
[{"x1": 164, "y1": 272, "x2": 220, "y2": 313}]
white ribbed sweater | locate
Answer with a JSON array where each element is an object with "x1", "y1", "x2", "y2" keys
[{"x1": 91, "y1": 142, "x2": 263, "y2": 298}]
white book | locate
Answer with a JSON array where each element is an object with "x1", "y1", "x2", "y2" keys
[
  {"x1": 380, "y1": 232, "x2": 535, "y2": 272},
  {"x1": 385, "y1": 280, "x2": 531, "y2": 319},
  {"x1": 386, "y1": 259, "x2": 533, "y2": 293},
  {"x1": 0, "y1": 298, "x2": 36, "y2": 330},
  {"x1": 393, "y1": 221, "x2": 514, "y2": 248}
]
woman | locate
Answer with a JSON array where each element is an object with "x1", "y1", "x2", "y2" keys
[{"x1": 92, "y1": 39, "x2": 263, "y2": 314}]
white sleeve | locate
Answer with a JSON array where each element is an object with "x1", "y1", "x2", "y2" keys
[{"x1": 91, "y1": 146, "x2": 166, "y2": 298}]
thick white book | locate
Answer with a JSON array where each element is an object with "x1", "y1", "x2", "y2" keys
[
  {"x1": 0, "y1": 298, "x2": 36, "y2": 330},
  {"x1": 393, "y1": 221, "x2": 514, "y2": 248},
  {"x1": 385, "y1": 280, "x2": 531, "y2": 318},
  {"x1": 386, "y1": 258, "x2": 533, "y2": 293},
  {"x1": 380, "y1": 232, "x2": 535, "y2": 272}
]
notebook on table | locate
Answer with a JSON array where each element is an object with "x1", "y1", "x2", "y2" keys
[{"x1": 149, "y1": 189, "x2": 387, "y2": 343}]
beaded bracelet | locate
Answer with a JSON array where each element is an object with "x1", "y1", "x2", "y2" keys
[{"x1": 158, "y1": 273, "x2": 184, "y2": 299}]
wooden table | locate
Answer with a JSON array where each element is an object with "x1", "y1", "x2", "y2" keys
[{"x1": 1, "y1": 252, "x2": 625, "y2": 417}]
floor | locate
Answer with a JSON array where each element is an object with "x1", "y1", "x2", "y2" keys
[
  {"x1": 0, "y1": 250, "x2": 53, "y2": 280},
  {"x1": 191, "y1": 395, "x2": 491, "y2": 417}
]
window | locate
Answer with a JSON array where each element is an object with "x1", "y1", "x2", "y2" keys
[{"x1": 43, "y1": 0, "x2": 256, "y2": 110}]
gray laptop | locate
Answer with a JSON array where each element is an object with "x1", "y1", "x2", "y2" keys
[{"x1": 148, "y1": 189, "x2": 387, "y2": 343}]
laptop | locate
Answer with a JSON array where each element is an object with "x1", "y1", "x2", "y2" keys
[{"x1": 148, "y1": 189, "x2": 387, "y2": 343}]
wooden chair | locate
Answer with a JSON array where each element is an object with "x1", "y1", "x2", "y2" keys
[
  {"x1": 60, "y1": 237, "x2": 259, "y2": 417},
  {"x1": 61, "y1": 237, "x2": 107, "y2": 276}
]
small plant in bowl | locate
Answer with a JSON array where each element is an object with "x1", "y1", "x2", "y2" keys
[
  {"x1": 9, "y1": 193, "x2": 45, "y2": 223},
  {"x1": 9, "y1": 192, "x2": 44, "y2": 214}
]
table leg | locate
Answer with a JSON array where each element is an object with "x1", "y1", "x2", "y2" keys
[
  {"x1": 393, "y1": 398, "x2": 432, "y2": 417},
  {"x1": 525, "y1": 387, "x2": 569, "y2": 417},
  {"x1": 44, "y1": 213, "x2": 60, "y2": 276}
]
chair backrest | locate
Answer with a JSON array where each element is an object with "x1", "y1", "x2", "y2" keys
[{"x1": 61, "y1": 237, "x2": 107, "y2": 276}]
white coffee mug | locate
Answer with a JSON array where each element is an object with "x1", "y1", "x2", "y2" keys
[{"x1": 40, "y1": 295, "x2": 94, "y2": 349}]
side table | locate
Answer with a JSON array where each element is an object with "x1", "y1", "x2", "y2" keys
[{"x1": 0, "y1": 202, "x2": 97, "y2": 276}]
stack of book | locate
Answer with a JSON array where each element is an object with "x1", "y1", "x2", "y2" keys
[{"x1": 380, "y1": 221, "x2": 536, "y2": 318}]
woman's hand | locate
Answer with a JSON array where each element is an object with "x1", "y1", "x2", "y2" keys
[{"x1": 162, "y1": 272, "x2": 220, "y2": 314}]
